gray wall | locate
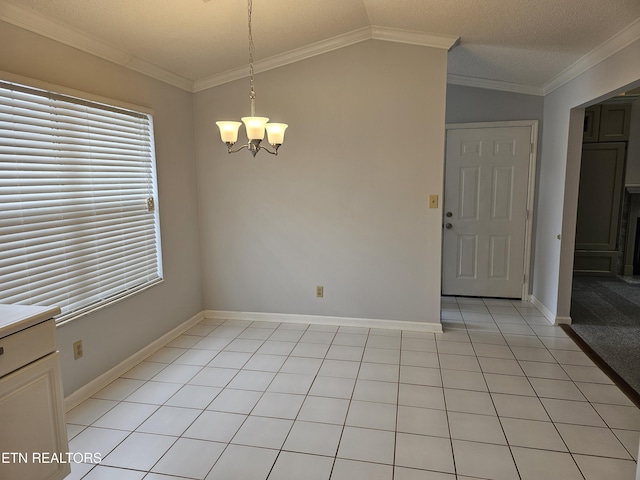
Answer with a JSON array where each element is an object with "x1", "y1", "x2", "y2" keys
[
  {"x1": 446, "y1": 85, "x2": 544, "y2": 125},
  {"x1": 0, "y1": 21, "x2": 203, "y2": 395},
  {"x1": 194, "y1": 40, "x2": 448, "y2": 325}
]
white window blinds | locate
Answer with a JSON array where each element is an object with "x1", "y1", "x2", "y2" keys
[{"x1": 0, "y1": 80, "x2": 162, "y2": 323}]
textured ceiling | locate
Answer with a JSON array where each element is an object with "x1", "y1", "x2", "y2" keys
[{"x1": 2, "y1": 0, "x2": 640, "y2": 94}]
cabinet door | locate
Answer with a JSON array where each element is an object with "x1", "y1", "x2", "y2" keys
[
  {"x1": 575, "y1": 143, "x2": 626, "y2": 251},
  {"x1": 583, "y1": 106, "x2": 601, "y2": 143},
  {"x1": 599, "y1": 103, "x2": 632, "y2": 141},
  {"x1": 0, "y1": 353, "x2": 70, "y2": 480}
]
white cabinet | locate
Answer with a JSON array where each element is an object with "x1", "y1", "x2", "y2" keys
[{"x1": 0, "y1": 306, "x2": 69, "y2": 480}]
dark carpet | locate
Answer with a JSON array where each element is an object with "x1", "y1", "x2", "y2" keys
[{"x1": 570, "y1": 276, "x2": 640, "y2": 396}]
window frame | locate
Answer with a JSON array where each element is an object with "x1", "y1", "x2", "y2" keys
[{"x1": 0, "y1": 77, "x2": 163, "y2": 325}]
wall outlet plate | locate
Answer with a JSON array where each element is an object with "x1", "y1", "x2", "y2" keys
[
  {"x1": 73, "y1": 340, "x2": 83, "y2": 360},
  {"x1": 316, "y1": 286, "x2": 324, "y2": 298}
]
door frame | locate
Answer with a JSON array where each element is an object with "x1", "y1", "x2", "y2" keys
[{"x1": 443, "y1": 120, "x2": 539, "y2": 300}]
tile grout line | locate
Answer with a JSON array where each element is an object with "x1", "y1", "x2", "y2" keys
[
  {"x1": 214, "y1": 319, "x2": 315, "y2": 478},
  {"x1": 478, "y1": 297, "x2": 523, "y2": 480},
  {"x1": 435, "y1": 316, "x2": 458, "y2": 479}
]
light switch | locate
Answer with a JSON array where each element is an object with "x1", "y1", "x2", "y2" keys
[{"x1": 429, "y1": 194, "x2": 438, "y2": 208}]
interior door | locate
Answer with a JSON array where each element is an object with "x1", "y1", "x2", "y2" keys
[{"x1": 442, "y1": 125, "x2": 532, "y2": 298}]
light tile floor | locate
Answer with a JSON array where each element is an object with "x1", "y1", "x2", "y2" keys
[{"x1": 66, "y1": 297, "x2": 640, "y2": 480}]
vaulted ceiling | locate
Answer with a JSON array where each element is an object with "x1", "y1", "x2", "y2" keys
[{"x1": 2, "y1": 0, "x2": 639, "y2": 95}]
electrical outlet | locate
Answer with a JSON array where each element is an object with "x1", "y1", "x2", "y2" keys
[
  {"x1": 73, "y1": 340, "x2": 83, "y2": 360},
  {"x1": 316, "y1": 285, "x2": 324, "y2": 298}
]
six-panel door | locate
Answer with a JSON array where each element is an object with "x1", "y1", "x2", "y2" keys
[{"x1": 442, "y1": 126, "x2": 531, "y2": 298}]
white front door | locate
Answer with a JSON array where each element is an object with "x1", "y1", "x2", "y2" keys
[{"x1": 442, "y1": 124, "x2": 533, "y2": 298}]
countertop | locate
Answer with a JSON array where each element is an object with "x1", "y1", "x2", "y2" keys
[{"x1": 0, "y1": 304, "x2": 61, "y2": 338}]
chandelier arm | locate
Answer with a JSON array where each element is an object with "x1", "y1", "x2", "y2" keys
[
  {"x1": 224, "y1": 142, "x2": 279, "y2": 156},
  {"x1": 259, "y1": 145, "x2": 279, "y2": 155},
  {"x1": 226, "y1": 143, "x2": 249, "y2": 154}
]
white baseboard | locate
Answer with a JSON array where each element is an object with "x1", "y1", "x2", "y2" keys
[
  {"x1": 64, "y1": 310, "x2": 205, "y2": 412},
  {"x1": 529, "y1": 296, "x2": 573, "y2": 325},
  {"x1": 205, "y1": 310, "x2": 443, "y2": 333},
  {"x1": 64, "y1": 308, "x2": 442, "y2": 412},
  {"x1": 555, "y1": 316, "x2": 573, "y2": 325},
  {"x1": 529, "y1": 295, "x2": 556, "y2": 325}
]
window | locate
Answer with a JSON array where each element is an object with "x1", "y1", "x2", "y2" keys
[{"x1": 0, "y1": 80, "x2": 162, "y2": 323}]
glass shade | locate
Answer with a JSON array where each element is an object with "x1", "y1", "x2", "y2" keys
[
  {"x1": 265, "y1": 123, "x2": 288, "y2": 145},
  {"x1": 241, "y1": 116, "x2": 269, "y2": 140},
  {"x1": 216, "y1": 121, "x2": 241, "y2": 143}
]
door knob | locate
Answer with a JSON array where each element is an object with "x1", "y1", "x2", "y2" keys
[
  {"x1": 445, "y1": 223, "x2": 452, "y2": 229},
  {"x1": 446, "y1": 212, "x2": 453, "y2": 218}
]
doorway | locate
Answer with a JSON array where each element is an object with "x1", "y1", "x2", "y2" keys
[
  {"x1": 442, "y1": 121, "x2": 537, "y2": 299},
  {"x1": 569, "y1": 92, "x2": 640, "y2": 397}
]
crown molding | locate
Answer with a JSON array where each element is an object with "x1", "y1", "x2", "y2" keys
[
  {"x1": 447, "y1": 74, "x2": 544, "y2": 96},
  {"x1": 125, "y1": 57, "x2": 193, "y2": 92},
  {"x1": 9, "y1": 0, "x2": 636, "y2": 98},
  {"x1": 0, "y1": 1, "x2": 128, "y2": 65},
  {"x1": 371, "y1": 26, "x2": 459, "y2": 51},
  {"x1": 193, "y1": 27, "x2": 371, "y2": 92},
  {"x1": 194, "y1": 26, "x2": 459, "y2": 92},
  {"x1": 0, "y1": 1, "x2": 194, "y2": 92},
  {"x1": 543, "y1": 17, "x2": 640, "y2": 95}
]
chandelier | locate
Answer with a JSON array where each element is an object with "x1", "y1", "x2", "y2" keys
[{"x1": 216, "y1": 0, "x2": 288, "y2": 157}]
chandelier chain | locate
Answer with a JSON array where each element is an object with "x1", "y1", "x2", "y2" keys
[{"x1": 248, "y1": 0, "x2": 256, "y2": 116}]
